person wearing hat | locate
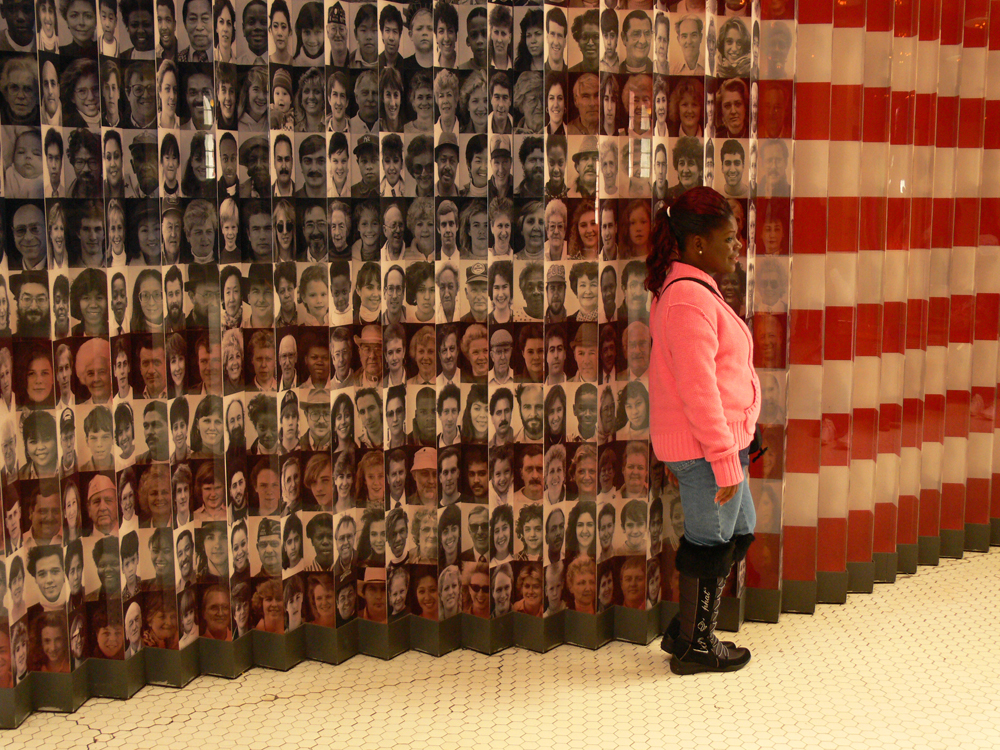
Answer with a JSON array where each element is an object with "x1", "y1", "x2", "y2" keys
[
  {"x1": 238, "y1": 135, "x2": 270, "y2": 198},
  {"x1": 125, "y1": 129, "x2": 159, "y2": 198},
  {"x1": 58, "y1": 408, "x2": 77, "y2": 477},
  {"x1": 568, "y1": 323, "x2": 600, "y2": 382},
  {"x1": 379, "y1": 134, "x2": 408, "y2": 197},
  {"x1": 358, "y1": 567, "x2": 388, "y2": 623},
  {"x1": 434, "y1": 133, "x2": 461, "y2": 197},
  {"x1": 486, "y1": 330, "x2": 514, "y2": 386},
  {"x1": 570, "y1": 135, "x2": 600, "y2": 198},
  {"x1": 300, "y1": 389, "x2": 332, "y2": 451},
  {"x1": 406, "y1": 447, "x2": 438, "y2": 506},
  {"x1": 184, "y1": 263, "x2": 220, "y2": 329},
  {"x1": 543, "y1": 264, "x2": 568, "y2": 323},
  {"x1": 459, "y1": 264, "x2": 489, "y2": 323},
  {"x1": 352, "y1": 325, "x2": 383, "y2": 388},
  {"x1": 87, "y1": 473, "x2": 119, "y2": 536},
  {"x1": 566, "y1": 73, "x2": 601, "y2": 134},
  {"x1": 515, "y1": 136, "x2": 545, "y2": 197},
  {"x1": 351, "y1": 134, "x2": 380, "y2": 199},
  {"x1": 159, "y1": 197, "x2": 183, "y2": 265},
  {"x1": 488, "y1": 135, "x2": 513, "y2": 197}
]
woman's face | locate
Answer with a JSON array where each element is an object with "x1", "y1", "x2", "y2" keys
[
  {"x1": 441, "y1": 523, "x2": 459, "y2": 556},
  {"x1": 302, "y1": 78, "x2": 323, "y2": 116},
  {"x1": 416, "y1": 575, "x2": 438, "y2": 617},
  {"x1": 603, "y1": 89, "x2": 616, "y2": 130},
  {"x1": 189, "y1": 147, "x2": 207, "y2": 182},
  {"x1": 628, "y1": 208, "x2": 650, "y2": 250},
  {"x1": 575, "y1": 458, "x2": 598, "y2": 496},
  {"x1": 546, "y1": 458, "x2": 564, "y2": 495},
  {"x1": 469, "y1": 571, "x2": 490, "y2": 611},
  {"x1": 66, "y1": 0, "x2": 97, "y2": 45},
  {"x1": 369, "y1": 519, "x2": 386, "y2": 555},
  {"x1": 547, "y1": 398, "x2": 564, "y2": 435},
  {"x1": 119, "y1": 481, "x2": 135, "y2": 519},
  {"x1": 50, "y1": 217, "x2": 66, "y2": 255},
  {"x1": 418, "y1": 520, "x2": 437, "y2": 560},
  {"x1": 334, "y1": 404, "x2": 352, "y2": 441},
  {"x1": 724, "y1": 27, "x2": 742, "y2": 63},
  {"x1": 719, "y1": 273, "x2": 741, "y2": 305},
  {"x1": 223, "y1": 274, "x2": 241, "y2": 317},
  {"x1": 160, "y1": 70, "x2": 178, "y2": 115},
  {"x1": 491, "y1": 23, "x2": 510, "y2": 59},
  {"x1": 492, "y1": 214, "x2": 511, "y2": 249},
  {"x1": 625, "y1": 395, "x2": 647, "y2": 429},
  {"x1": 232, "y1": 529, "x2": 249, "y2": 571},
  {"x1": 470, "y1": 400, "x2": 489, "y2": 436},
  {"x1": 548, "y1": 84, "x2": 565, "y2": 124},
  {"x1": 284, "y1": 529, "x2": 302, "y2": 564},
  {"x1": 385, "y1": 337, "x2": 404, "y2": 374},
  {"x1": 578, "y1": 211, "x2": 598, "y2": 252},
  {"x1": 576, "y1": 273, "x2": 599, "y2": 313},
  {"x1": 198, "y1": 411, "x2": 224, "y2": 449},
  {"x1": 677, "y1": 157, "x2": 700, "y2": 190},
  {"x1": 169, "y1": 353, "x2": 186, "y2": 387},
  {"x1": 27, "y1": 355, "x2": 53, "y2": 403},
  {"x1": 161, "y1": 148, "x2": 180, "y2": 183},
  {"x1": 302, "y1": 280, "x2": 328, "y2": 320},
  {"x1": 216, "y1": 7, "x2": 234, "y2": 48},
  {"x1": 491, "y1": 276, "x2": 511, "y2": 311},
  {"x1": 522, "y1": 518, "x2": 542, "y2": 553},
  {"x1": 248, "y1": 79, "x2": 268, "y2": 118},
  {"x1": 679, "y1": 93, "x2": 701, "y2": 132},
  {"x1": 383, "y1": 87, "x2": 401, "y2": 122},
  {"x1": 138, "y1": 277, "x2": 163, "y2": 324},
  {"x1": 492, "y1": 518, "x2": 511, "y2": 557},
  {"x1": 763, "y1": 219, "x2": 784, "y2": 254},
  {"x1": 270, "y1": 10, "x2": 290, "y2": 52},
  {"x1": 575, "y1": 511, "x2": 596, "y2": 549},
  {"x1": 108, "y1": 212, "x2": 124, "y2": 254},
  {"x1": 43, "y1": 626, "x2": 68, "y2": 664},
  {"x1": 599, "y1": 461, "x2": 614, "y2": 491},
  {"x1": 655, "y1": 91, "x2": 667, "y2": 122},
  {"x1": 440, "y1": 573, "x2": 459, "y2": 613},
  {"x1": 73, "y1": 73, "x2": 101, "y2": 119},
  {"x1": 468, "y1": 87, "x2": 488, "y2": 129}
]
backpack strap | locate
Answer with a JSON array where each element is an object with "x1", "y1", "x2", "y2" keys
[{"x1": 665, "y1": 276, "x2": 725, "y2": 302}]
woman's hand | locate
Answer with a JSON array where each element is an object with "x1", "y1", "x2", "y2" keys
[{"x1": 715, "y1": 484, "x2": 739, "y2": 505}]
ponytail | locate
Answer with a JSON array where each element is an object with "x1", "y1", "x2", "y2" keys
[{"x1": 645, "y1": 187, "x2": 734, "y2": 300}]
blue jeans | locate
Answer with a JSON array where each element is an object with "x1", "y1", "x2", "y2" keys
[{"x1": 666, "y1": 453, "x2": 756, "y2": 547}]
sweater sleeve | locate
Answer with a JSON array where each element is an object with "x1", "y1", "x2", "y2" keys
[{"x1": 662, "y1": 301, "x2": 744, "y2": 487}]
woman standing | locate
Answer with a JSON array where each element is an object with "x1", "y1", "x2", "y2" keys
[{"x1": 646, "y1": 187, "x2": 757, "y2": 675}]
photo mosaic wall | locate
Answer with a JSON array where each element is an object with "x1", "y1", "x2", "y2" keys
[{"x1": 0, "y1": 0, "x2": 997, "y2": 724}]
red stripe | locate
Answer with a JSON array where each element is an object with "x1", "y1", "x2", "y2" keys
[
  {"x1": 873, "y1": 502, "x2": 898, "y2": 553},
  {"x1": 859, "y1": 196, "x2": 888, "y2": 251},
  {"x1": 939, "y1": 483, "x2": 967, "y2": 530},
  {"x1": 964, "y1": 478, "x2": 990, "y2": 525},
  {"x1": 827, "y1": 197, "x2": 860, "y2": 253},
  {"x1": 881, "y1": 301, "x2": 906, "y2": 353},
  {"x1": 847, "y1": 510, "x2": 875, "y2": 562},
  {"x1": 886, "y1": 198, "x2": 911, "y2": 250},
  {"x1": 852, "y1": 408, "x2": 879, "y2": 460},
  {"x1": 862, "y1": 88, "x2": 892, "y2": 143},
  {"x1": 782, "y1": 526, "x2": 818, "y2": 581},
  {"x1": 789, "y1": 310, "x2": 825, "y2": 365},
  {"x1": 824, "y1": 307, "x2": 856, "y2": 361},
  {"x1": 786, "y1": 419, "x2": 822, "y2": 473},
  {"x1": 918, "y1": 488, "x2": 942, "y2": 537},
  {"x1": 877, "y1": 402, "x2": 904, "y2": 454},
  {"x1": 944, "y1": 389, "x2": 971, "y2": 437},
  {"x1": 795, "y1": 82, "x2": 833, "y2": 141},
  {"x1": 957, "y1": 98, "x2": 986, "y2": 149},
  {"x1": 897, "y1": 494, "x2": 920, "y2": 544},
  {"x1": 830, "y1": 86, "x2": 864, "y2": 142},
  {"x1": 791, "y1": 197, "x2": 828, "y2": 253},
  {"x1": 816, "y1": 517, "x2": 848, "y2": 572}
]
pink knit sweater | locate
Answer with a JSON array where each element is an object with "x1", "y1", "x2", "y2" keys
[{"x1": 648, "y1": 262, "x2": 761, "y2": 487}]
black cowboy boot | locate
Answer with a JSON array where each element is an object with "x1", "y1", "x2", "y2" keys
[
  {"x1": 668, "y1": 537, "x2": 751, "y2": 675},
  {"x1": 659, "y1": 533, "x2": 754, "y2": 653}
]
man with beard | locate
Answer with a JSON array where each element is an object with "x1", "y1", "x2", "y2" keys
[
  {"x1": 351, "y1": 135, "x2": 379, "y2": 199},
  {"x1": 236, "y1": 0, "x2": 268, "y2": 64},
  {"x1": 544, "y1": 265, "x2": 567, "y2": 324},
  {"x1": 0, "y1": 0, "x2": 35, "y2": 51},
  {"x1": 619, "y1": 10, "x2": 652, "y2": 73},
  {"x1": 304, "y1": 514, "x2": 334, "y2": 572},
  {"x1": 216, "y1": 133, "x2": 239, "y2": 198},
  {"x1": 355, "y1": 388, "x2": 383, "y2": 449},
  {"x1": 135, "y1": 401, "x2": 169, "y2": 463},
  {"x1": 566, "y1": 74, "x2": 600, "y2": 135},
  {"x1": 465, "y1": 447, "x2": 489, "y2": 504},
  {"x1": 515, "y1": 137, "x2": 545, "y2": 198},
  {"x1": 619, "y1": 321, "x2": 651, "y2": 382},
  {"x1": 161, "y1": 199, "x2": 183, "y2": 266},
  {"x1": 11, "y1": 203, "x2": 47, "y2": 271},
  {"x1": 87, "y1": 474, "x2": 119, "y2": 536},
  {"x1": 294, "y1": 135, "x2": 327, "y2": 199},
  {"x1": 333, "y1": 515, "x2": 358, "y2": 584},
  {"x1": 488, "y1": 135, "x2": 513, "y2": 198},
  {"x1": 298, "y1": 202, "x2": 328, "y2": 262},
  {"x1": 271, "y1": 134, "x2": 294, "y2": 197},
  {"x1": 569, "y1": 9, "x2": 600, "y2": 72},
  {"x1": 460, "y1": 506, "x2": 490, "y2": 562},
  {"x1": 546, "y1": 507, "x2": 566, "y2": 564},
  {"x1": 66, "y1": 129, "x2": 103, "y2": 198},
  {"x1": 434, "y1": 134, "x2": 461, "y2": 197},
  {"x1": 226, "y1": 398, "x2": 246, "y2": 455},
  {"x1": 125, "y1": 131, "x2": 158, "y2": 198},
  {"x1": 228, "y1": 467, "x2": 248, "y2": 519},
  {"x1": 238, "y1": 136, "x2": 269, "y2": 198},
  {"x1": 568, "y1": 384, "x2": 599, "y2": 442},
  {"x1": 185, "y1": 263, "x2": 220, "y2": 329},
  {"x1": 569, "y1": 137, "x2": 599, "y2": 198},
  {"x1": 124, "y1": 61, "x2": 157, "y2": 128},
  {"x1": 12, "y1": 270, "x2": 51, "y2": 338},
  {"x1": 163, "y1": 265, "x2": 185, "y2": 332},
  {"x1": 513, "y1": 445, "x2": 544, "y2": 503},
  {"x1": 513, "y1": 384, "x2": 544, "y2": 444}
]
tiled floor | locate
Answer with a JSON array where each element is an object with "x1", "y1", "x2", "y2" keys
[{"x1": 5, "y1": 548, "x2": 998, "y2": 750}]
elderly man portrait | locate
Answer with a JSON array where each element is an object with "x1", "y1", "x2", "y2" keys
[{"x1": 566, "y1": 74, "x2": 600, "y2": 134}]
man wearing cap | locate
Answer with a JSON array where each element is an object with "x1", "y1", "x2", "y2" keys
[
  {"x1": 435, "y1": 133, "x2": 461, "y2": 197},
  {"x1": 238, "y1": 136, "x2": 270, "y2": 198},
  {"x1": 488, "y1": 73, "x2": 513, "y2": 134},
  {"x1": 125, "y1": 130, "x2": 159, "y2": 198},
  {"x1": 488, "y1": 331, "x2": 515, "y2": 386},
  {"x1": 568, "y1": 324, "x2": 599, "y2": 383},
  {"x1": 59, "y1": 409, "x2": 77, "y2": 478},
  {"x1": 350, "y1": 69, "x2": 379, "y2": 133},
  {"x1": 460, "y1": 264, "x2": 489, "y2": 323},
  {"x1": 437, "y1": 201, "x2": 459, "y2": 261},
  {"x1": 569, "y1": 136, "x2": 599, "y2": 198},
  {"x1": 545, "y1": 266, "x2": 568, "y2": 324},
  {"x1": 488, "y1": 135, "x2": 513, "y2": 198},
  {"x1": 300, "y1": 391, "x2": 332, "y2": 452},
  {"x1": 87, "y1": 474, "x2": 119, "y2": 536},
  {"x1": 325, "y1": 2, "x2": 349, "y2": 67},
  {"x1": 407, "y1": 448, "x2": 438, "y2": 506},
  {"x1": 185, "y1": 263, "x2": 220, "y2": 329},
  {"x1": 380, "y1": 134, "x2": 408, "y2": 197},
  {"x1": 161, "y1": 199, "x2": 183, "y2": 265},
  {"x1": 293, "y1": 135, "x2": 327, "y2": 199},
  {"x1": 566, "y1": 74, "x2": 600, "y2": 135},
  {"x1": 256, "y1": 518, "x2": 282, "y2": 577},
  {"x1": 351, "y1": 135, "x2": 380, "y2": 198},
  {"x1": 514, "y1": 136, "x2": 545, "y2": 198},
  {"x1": 352, "y1": 325, "x2": 383, "y2": 389}
]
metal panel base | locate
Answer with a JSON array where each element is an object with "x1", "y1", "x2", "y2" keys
[
  {"x1": 357, "y1": 616, "x2": 410, "y2": 660},
  {"x1": 31, "y1": 668, "x2": 90, "y2": 713},
  {"x1": 873, "y1": 552, "x2": 897, "y2": 584},
  {"x1": 781, "y1": 579, "x2": 817, "y2": 614},
  {"x1": 939, "y1": 529, "x2": 965, "y2": 559},
  {"x1": 613, "y1": 605, "x2": 659, "y2": 645},
  {"x1": 198, "y1": 633, "x2": 253, "y2": 678},
  {"x1": 847, "y1": 561, "x2": 875, "y2": 593},
  {"x1": 0, "y1": 678, "x2": 34, "y2": 728},
  {"x1": 408, "y1": 614, "x2": 462, "y2": 656},
  {"x1": 144, "y1": 642, "x2": 200, "y2": 688},
  {"x1": 252, "y1": 627, "x2": 306, "y2": 671},
  {"x1": 991, "y1": 518, "x2": 1000, "y2": 546},
  {"x1": 745, "y1": 587, "x2": 781, "y2": 623},
  {"x1": 88, "y1": 652, "x2": 145, "y2": 699},
  {"x1": 897, "y1": 543, "x2": 919, "y2": 574},
  {"x1": 963, "y1": 523, "x2": 991, "y2": 553},
  {"x1": 816, "y1": 570, "x2": 849, "y2": 604},
  {"x1": 303, "y1": 622, "x2": 357, "y2": 665},
  {"x1": 512, "y1": 611, "x2": 563, "y2": 653},
  {"x1": 718, "y1": 592, "x2": 745, "y2": 633},
  {"x1": 564, "y1": 608, "x2": 614, "y2": 650},
  {"x1": 918, "y1": 535, "x2": 941, "y2": 566}
]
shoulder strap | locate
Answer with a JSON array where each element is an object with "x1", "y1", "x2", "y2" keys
[{"x1": 665, "y1": 276, "x2": 724, "y2": 301}]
